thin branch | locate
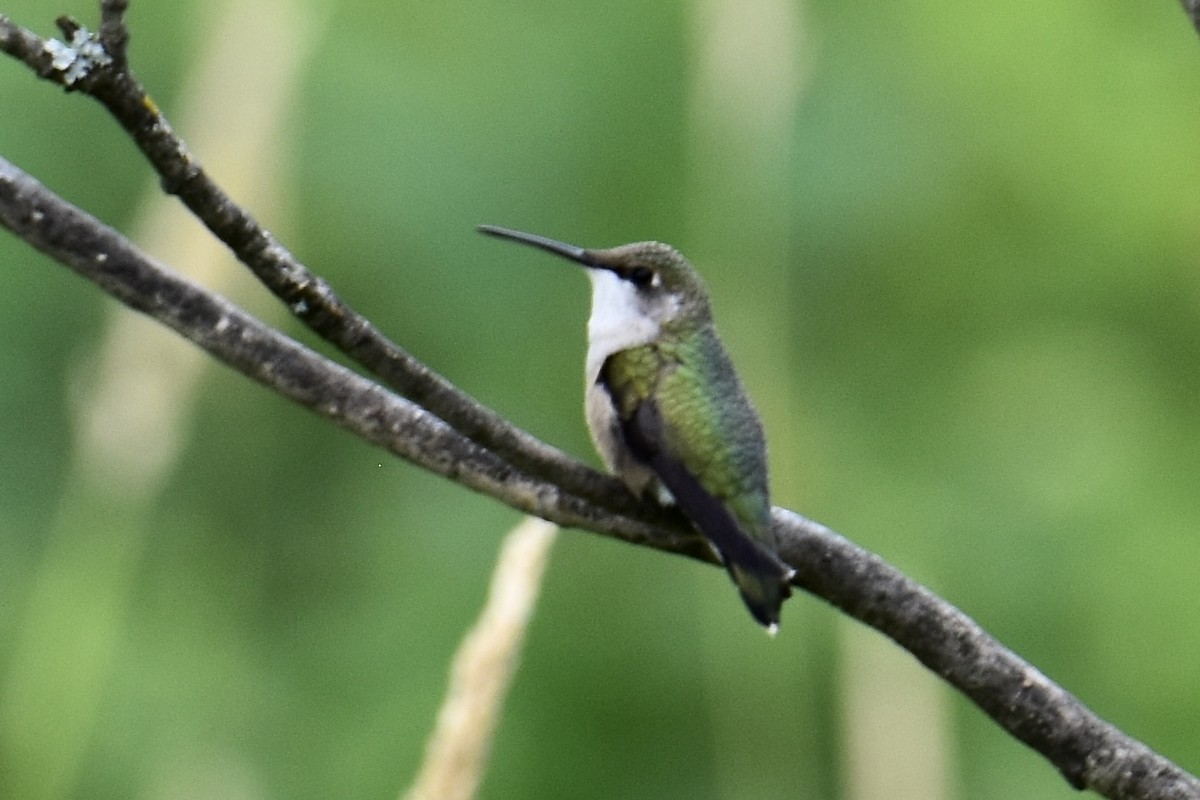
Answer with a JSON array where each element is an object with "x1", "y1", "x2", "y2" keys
[
  {"x1": 97, "y1": 0, "x2": 128, "y2": 67},
  {"x1": 0, "y1": 10, "x2": 640, "y2": 520},
  {"x1": 776, "y1": 509, "x2": 1200, "y2": 800},
  {"x1": 1, "y1": 7, "x2": 1198, "y2": 800},
  {"x1": 1182, "y1": 0, "x2": 1200, "y2": 35},
  {"x1": 0, "y1": 156, "x2": 687, "y2": 557}
]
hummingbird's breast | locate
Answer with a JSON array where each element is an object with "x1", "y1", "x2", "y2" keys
[
  {"x1": 584, "y1": 375, "x2": 659, "y2": 498},
  {"x1": 581, "y1": 271, "x2": 667, "y2": 497}
]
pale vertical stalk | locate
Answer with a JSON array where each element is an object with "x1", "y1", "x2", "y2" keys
[
  {"x1": 841, "y1": 620, "x2": 955, "y2": 800},
  {"x1": 685, "y1": 1, "x2": 955, "y2": 794},
  {"x1": 685, "y1": 0, "x2": 811, "y2": 489},
  {"x1": 404, "y1": 518, "x2": 558, "y2": 800},
  {"x1": 685, "y1": 0, "x2": 810, "y2": 794},
  {"x1": 0, "y1": 3, "x2": 318, "y2": 797}
]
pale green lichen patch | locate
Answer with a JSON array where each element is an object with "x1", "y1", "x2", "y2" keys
[{"x1": 43, "y1": 27, "x2": 111, "y2": 85}]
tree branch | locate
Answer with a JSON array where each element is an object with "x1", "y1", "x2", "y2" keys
[
  {"x1": 0, "y1": 155, "x2": 688, "y2": 556},
  {"x1": 1182, "y1": 0, "x2": 1200, "y2": 35},
  {"x1": 97, "y1": 0, "x2": 129, "y2": 67},
  {"x1": 776, "y1": 509, "x2": 1199, "y2": 799},
  {"x1": 1, "y1": 7, "x2": 1198, "y2": 800},
  {"x1": 0, "y1": 8, "x2": 641, "y2": 520}
]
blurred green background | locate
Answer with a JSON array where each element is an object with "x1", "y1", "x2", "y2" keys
[{"x1": 2, "y1": 0, "x2": 1199, "y2": 798}]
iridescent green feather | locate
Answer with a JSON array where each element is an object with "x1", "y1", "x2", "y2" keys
[{"x1": 606, "y1": 326, "x2": 773, "y2": 546}]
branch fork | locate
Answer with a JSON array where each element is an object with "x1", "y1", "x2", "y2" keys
[{"x1": 1, "y1": 5, "x2": 1198, "y2": 799}]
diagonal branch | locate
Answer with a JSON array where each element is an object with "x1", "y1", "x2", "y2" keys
[
  {"x1": 1, "y1": 6, "x2": 1198, "y2": 800},
  {"x1": 0, "y1": 8, "x2": 641, "y2": 520},
  {"x1": 778, "y1": 509, "x2": 1199, "y2": 800},
  {"x1": 0, "y1": 155, "x2": 688, "y2": 556},
  {"x1": 1182, "y1": 0, "x2": 1200, "y2": 35}
]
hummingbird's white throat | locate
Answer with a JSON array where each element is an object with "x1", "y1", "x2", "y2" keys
[{"x1": 584, "y1": 269, "x2": 663, "y2": 383}]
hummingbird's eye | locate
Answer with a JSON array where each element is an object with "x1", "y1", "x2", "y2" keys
[{"x1": 628, "y1": 266, "x2": 655, "y2": 288}]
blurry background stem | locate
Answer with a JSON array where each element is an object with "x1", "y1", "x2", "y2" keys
[
  {"x1": 403, "y1": 517, "x2": 557, "y2": 800},
  {"x1": 0, "y1": 2, "x2": 318, "y2": 797}
]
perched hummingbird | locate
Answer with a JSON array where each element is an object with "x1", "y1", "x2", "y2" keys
[{"x1": 479, "y1": 224, "x2": 795, "y2": 632}]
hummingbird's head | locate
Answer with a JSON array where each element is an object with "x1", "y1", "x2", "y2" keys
[
  {"x1": 477, "y1": 225, "x2": 713, "y2": 334},
  {"x1": 582, "y1": 240, "x2": 712, "y2": 325}
]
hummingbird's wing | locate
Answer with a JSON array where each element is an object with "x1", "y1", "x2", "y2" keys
[{"x1": 619, "y1": 396, "x2": 793, "y2": 629}]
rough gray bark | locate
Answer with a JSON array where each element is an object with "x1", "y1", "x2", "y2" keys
[
  {"x1": 2, "y1": 6, "x2": 1198, "y2": 799},
  {"x1": 1182, "y1": 0, "x2": 1200, "y2": 34}
]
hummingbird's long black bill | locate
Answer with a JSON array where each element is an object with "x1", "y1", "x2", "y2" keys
[{"x1": 477, "y1": 224, "x2": 594, "y2": 266}]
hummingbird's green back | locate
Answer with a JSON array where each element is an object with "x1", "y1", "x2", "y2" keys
[
  {"x1": 603, "y1": 324, "x2": 773, "y2": 545},
  {"x1": 602, "y1": 327, "x2": 791, "y2": 628}
]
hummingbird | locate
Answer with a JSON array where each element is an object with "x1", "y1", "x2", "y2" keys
[{"x1": 479, "y1": 224, "x2": 794, "y2": 632}]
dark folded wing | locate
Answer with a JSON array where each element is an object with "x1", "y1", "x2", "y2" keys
[{"x1": 623, "y1": 398, "x2": 791, "y2": 586}]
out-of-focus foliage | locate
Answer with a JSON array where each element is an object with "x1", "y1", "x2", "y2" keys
[{"x1": 1, "y1": 0, "x2": 1197, "y2": 798}]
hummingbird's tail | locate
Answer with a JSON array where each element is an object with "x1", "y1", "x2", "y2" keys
[{"x1": 722, "y1": 540, "x2": 795, "y2": 634}]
